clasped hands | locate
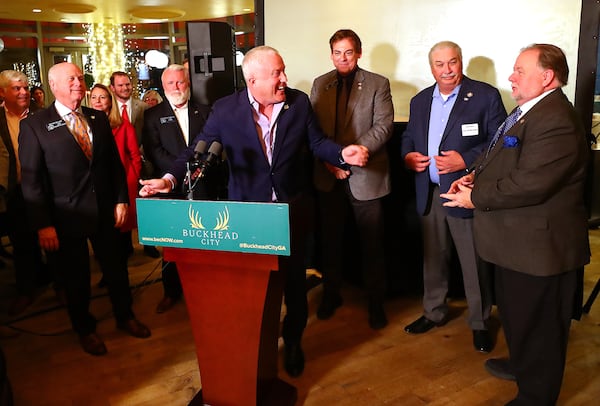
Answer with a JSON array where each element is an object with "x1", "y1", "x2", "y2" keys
[{"x1": 440, "y1": 172, "x2": 475, "y2": 209}]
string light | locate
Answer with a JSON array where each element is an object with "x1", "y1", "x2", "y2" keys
[{"x1": 85, "y1": 23, "x2": 125, "y2": 87}]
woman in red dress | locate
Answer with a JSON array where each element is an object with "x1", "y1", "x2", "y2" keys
[{"x1": 90, "y1": 84, "x2": 142, "y2": 258}]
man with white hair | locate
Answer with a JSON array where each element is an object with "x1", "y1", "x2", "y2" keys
[{"x1": 142, "y1": 64, "x2": 213, "y2": 313}]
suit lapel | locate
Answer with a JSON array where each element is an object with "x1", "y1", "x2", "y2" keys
[
  {"x1": 441, "y1": 78, "x2": 471, "y2": 143},
  {"x1": 345, "y1": 69, "x2": 365, "y2": 127}
]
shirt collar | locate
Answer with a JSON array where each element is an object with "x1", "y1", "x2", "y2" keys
[
  {"x1": 55, "y1": 100, "x2": 79, "y2": 118},
  {"x1": 246, "y1": 88, "x2": 285, "y2": 114},
  {"x1": 433, "y1": 83, "x2": 461, "y2": 101}
]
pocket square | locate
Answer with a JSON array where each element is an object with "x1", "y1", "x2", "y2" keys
[{"x1": 503, "y1": 135, "x2": 519, "y2": 148}]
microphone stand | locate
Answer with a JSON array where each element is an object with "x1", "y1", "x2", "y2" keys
[{"x1": 185, "y1": 161, "x2": 194, "y2": 200}]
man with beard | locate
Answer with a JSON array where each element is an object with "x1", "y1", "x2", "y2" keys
[{"x1": 142, "y1": 64, "x2": 213, "y2": 313}]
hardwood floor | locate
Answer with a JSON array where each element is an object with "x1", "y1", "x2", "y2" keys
[{"x1": 0, "y1": 230, "x2": 599, "y2": 406}]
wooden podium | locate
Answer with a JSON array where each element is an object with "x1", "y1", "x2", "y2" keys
[{"x1": 137, "y1": 199, "x2": 296, "y2": 406}]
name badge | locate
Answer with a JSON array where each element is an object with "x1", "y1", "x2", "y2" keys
[
  {"x1": 461, "y1": 123, "x2": 479, "y2": 137},
  {"x1": 47, "y1": 120, "x2": 67, "y2": 131},
  {"x1": 160, "y1": 116, "x2": 177, "y2": 124}
]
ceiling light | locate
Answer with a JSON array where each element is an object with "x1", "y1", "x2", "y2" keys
[
  {"x1": 145, "y1": 50, "x2": 169, "y2": 69},
  {"x1": 32, "y1": 9, "x2": 42, "y2": 13}
]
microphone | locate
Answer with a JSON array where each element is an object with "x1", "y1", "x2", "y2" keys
[
  {"x1": 194, "y1": 141, "x2": 222, "y2": 179},
  {"x1": 190, "y1": 140, "x2": 207, "y2": 163}
]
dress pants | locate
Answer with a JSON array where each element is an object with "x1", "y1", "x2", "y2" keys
[
  {"x1": 279, "y1": 195, "x2": 313, "y2": 346},
  {"x1": 317, "y1": 180, "x2": 387, "y2": 301},
  {"x1": 495, "y1": 266, "x2": 577, "y2": 406},
  {"x1": 48, "y1": 223, "x2": 135, "y2": 336},
  {"x1": 161, "y1": 261, "x2": 183, "y2": 299},
  {"x1": 421, "y1": 185, "x2": 491, "y2": 329},
  {"x1": 6, "y1": 186, "x2": 47, "y2": 296}
]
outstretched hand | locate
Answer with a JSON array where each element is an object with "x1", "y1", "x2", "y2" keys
[{"x1": 139, "y1": 178, "x2": 171, "y2": 197}]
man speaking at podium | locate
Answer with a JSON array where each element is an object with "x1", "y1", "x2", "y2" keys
[{"x1": 140, "y1": 45, "x2": 369, "y2": 378}]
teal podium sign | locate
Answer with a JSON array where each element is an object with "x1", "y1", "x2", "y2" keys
[{"x1": 136, "y1": 198, "x2": 290, "y2": 256}]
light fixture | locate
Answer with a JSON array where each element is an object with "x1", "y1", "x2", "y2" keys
[
  {"x1": 145, "y1": 50, "x2": 169, "y2": 69},
  {"x1": 32, "y1": 9, "x2": 42, "y2": 13}
]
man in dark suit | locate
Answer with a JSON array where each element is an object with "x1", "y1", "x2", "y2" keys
[
  {"x1": 401, "y1": 41, "x2": 506, "y2": 353},
  {"x1": 442, "y1": 44, "x2": 590, "y2": 405},
  {"x1": 139, "y1": 46, "x2": 369, "y2": 378},
  {"x1": 19, "y1": 62, "x2": 151, "y2": 356},
  {"x1": 310, "y1": 29, "x2": 393, "y2": 329},
  {"x1": 0, "y1": 70, "x2": 49, "y2": 315},
  {"x1": 142, "y1": 64, "x2": 212, "y2": 313}
]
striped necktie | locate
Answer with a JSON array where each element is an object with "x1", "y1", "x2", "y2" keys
[
  {"x1": 67, "y1": 111, "x2": 92, "y2": 160},
  {"x1": 486, "y1": 107, "x2": 522, "y2": 156}
]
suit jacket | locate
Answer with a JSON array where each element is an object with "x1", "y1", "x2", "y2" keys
[
  {"x1": 0, "y1": 108, "x2": 12, "y2": 196},
  {"x1": 0, "y1": 106, "x2": 34, "y2": 212},
  {"x1": 472, "y1": 88, "x2": 590, "y2": 276},
  {"x1": 130, "y1": 98, "x2": 147, "y2": 145},
  {"x1": 142, "y1": 100, "x2": 210, "y2": 176},
  {"x1": 170, "y1": 88, "x2": 342, "y2": 204},
  {"x1": 310, "y1": 67, "x2": 394, "y2": 200},
  {"x1": 18, "y1": 103, "x2": 129, "y2": 237},
  {"x1": 401, "y1": 76, "x2": 507, "y2": 218}
]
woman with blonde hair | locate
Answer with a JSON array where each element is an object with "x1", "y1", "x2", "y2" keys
[{"x1": 141, "y1": 89, "x2": 163, "y2": 107}]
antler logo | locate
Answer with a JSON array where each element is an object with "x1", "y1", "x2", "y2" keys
[{"x1": 188, "y1": 205, "x2": 230, "y2": 230}]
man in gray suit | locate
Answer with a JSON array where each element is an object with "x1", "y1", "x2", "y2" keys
[
  {"x1": 442, "y1": 44, "x2": 590, "y2": 405},
  {"x1": 310, "y1": 29, "x2": 394, "y2": 329}
]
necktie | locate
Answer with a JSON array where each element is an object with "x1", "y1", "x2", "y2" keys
[
  {"x1": 121, "y1": 104, "x2": 130, "y2": 123},
  {"x1": 67, "y1": 112, "x2": 92, "y2": 160},
  {"x1": 335, "y1": 77, "x2": 349, "y2": 139},
  {"x1": 486, "y1": 107, "x2": 522, "y2": 155}
]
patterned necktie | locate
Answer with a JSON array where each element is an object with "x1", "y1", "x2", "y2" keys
[
  {"x1": 121, "y1": 104, "x2": 130, "y2": 123},
  {"x1": 67, "y1": 111, "x2": 92, "y2": 160},
  {"x1": 486, "y1": 107, "x2": 522, "y2": 156}
]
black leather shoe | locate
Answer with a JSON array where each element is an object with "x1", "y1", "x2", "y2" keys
[
  {"x1": 484, "y1": 358, "x2": 516, "y2": 381},
  {"x1": 368, "y1": 301, "x2": 388, "y2": 330},
  {"x1": 316, "y1": 293, "x2": 342, "y2": 320},
  {"x1": 284, "y1": 343, "x2": 305, "y2": 378},
  {"x1": 404, "y1": 315, "x2": 445, "y2": 334},
  {"x1": 143, "y1": 245, "x2": 161, "y2": 258},
  {"x1": 117, "y1": 319, "x2": 151, "y2": 338},
  {"x1": 473, "y1": 329, "x2": 493, "y2": 353},
  {"x1": 79, "y1": 333, "x2": 107, "y2": 356},
  {"x1": 156, "y1": 296, "x2": 179, "y2": 313}
]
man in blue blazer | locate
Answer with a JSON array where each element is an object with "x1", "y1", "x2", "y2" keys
[
  {"x1": 19, "y1": 62, "x2": 151, "y2": 356},
  {"x1": 401, "y1": 41, "x2": 506, "y2": 352},
  {"x1": 140, "y1": 46, "x2": 369, "y2": 378},
  {"x1": 142, "y1": 64, "x2": 213, "y2": 314}
]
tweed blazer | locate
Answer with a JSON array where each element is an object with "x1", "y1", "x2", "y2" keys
[
  {"x1": 310, "y1": 67, "x2": 394, "y2": 200},
  {"x1": 472, "y1": 88, "x2": 590, "y2": 276}
]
